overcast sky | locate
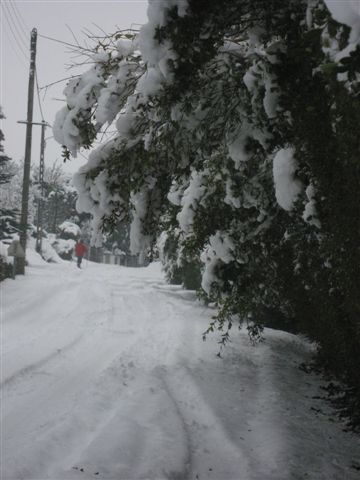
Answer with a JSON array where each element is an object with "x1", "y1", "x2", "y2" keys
[{"x1": 1, "y1": 0, "x2": 148, "y2": 174}]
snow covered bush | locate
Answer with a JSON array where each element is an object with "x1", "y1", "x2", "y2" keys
[
  {"x1": 58, "y1": 221, "x2": 81, "y2": 240},
  {"x1": 50, "y1": 238, "x2": 76, "y2": 261},
  {"x1": 0, "y1": 107, "x2": 19, "y2": 281},
  {"x1": 51, "y1": 220, "x2": 80, "y2": 260},
  {"x1": 37, "y1": 235, "x2": 64, "y2": 263},
  {"x1": 54, "y1": 0, "x2": 360, "y2": 426},
  {"x1": 0, "y1": 240, "x2": 13, "y2": 281}
]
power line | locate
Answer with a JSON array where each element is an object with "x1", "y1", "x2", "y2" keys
[
  {"x1": 2, "y1": 2, "x2": 29, "y2": 55},
  {"x1": 1, "y1": 26, "x2": 28, "y2": 69},
  {"x1": 2, "y1": 3, "x2": 29, "y2": 62},
  {"x1": 38, "y1": 33, "x2": 93, "y2": 53},
  {"x1": 12, "y1": 1, "x2": 30, "y2": 34},
  {"x1": 3, "y1": 4, "x2": 48, "y2": 120},
  {"x1": 5, "y1": 1, "x2": 29, "y2": 50},
  {"x1": 35, "y1": 68, "x2": 45, "y2": 122},
  {"x1": 38, "y1": 75, "x2": 81, "y2": 92}
]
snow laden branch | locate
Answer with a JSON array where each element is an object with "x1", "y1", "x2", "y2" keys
[{"x1": 54, "y1": 0, "x2": 360, "y2": 421}]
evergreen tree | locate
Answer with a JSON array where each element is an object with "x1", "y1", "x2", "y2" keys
[
  {"x1": 33, "y1": 161, "x2": 82, "y2": 233},
  {"x1": 0, "y1": 107, "x2": 19, "y2": 240}
]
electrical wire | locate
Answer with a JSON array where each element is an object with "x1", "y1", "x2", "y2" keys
[
  {"x1": 5, "y1": 1, "x2": 46, "y2": 125},
  {"x1": 3, "y1": 1, "x2": 48, "y2": 134},
  {"x1": 12, "y1": 1, "x2": 30, "y2": 35},
  {"x1": 1, "y1": 28, "x2": 27, "y2": 69},
  {"x1": 35, "y1": 68, "x2": 45, "y2": 122},
  {"x1": 5, "y1": 1, "x2": 29, "y2": 51},
  {"x1": 0, "y1": 4, "x2": 28, "y2": 68},
  {"x1": 38, "y1": 75, "x2": 81, "y2": 92},
  {"x1": 2, "y1": 8, "x2": 29, "y2": 64},
  {"x1": 38, "y1": 33, "x2": 93, "y2": 53},
  {"x1": 2, "y1": 2, "x2": 29, "y2": 60}
]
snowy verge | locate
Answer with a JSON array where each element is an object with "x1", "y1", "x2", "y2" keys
[{"x1": 2, "y1": 260, "x2": 359, "y2": 479}]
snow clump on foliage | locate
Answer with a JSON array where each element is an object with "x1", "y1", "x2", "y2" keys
[
  {"x1": 273, "y1": 148, "x2": 303, "y2": 211},
  {"x1": 58, "y1": 221, "x2": 81, "y2": 238},
  {"x1": 201, "y1": 232, "x2": 235, "y2": 295},
  {"x1": 324, "y1": 0, "x2": 360, "y2": 44}
]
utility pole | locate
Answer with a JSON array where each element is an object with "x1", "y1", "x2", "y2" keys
[
  {"x1": 36, "y1": 121, "x2": 46, "y2": 253},
  {"x1": 18, "y1": 28, "x2": 37, "y2": 275},
  {"x1": 17, "y1": 120, "x2": 50, "y2": 254},
  {"x1": 18, "y1": 120, "x2": 50, "y2": 254}
]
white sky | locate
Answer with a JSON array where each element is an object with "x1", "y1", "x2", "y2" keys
[{"x1": 1, "y1": 0, "x2": 148, "y2": 174}]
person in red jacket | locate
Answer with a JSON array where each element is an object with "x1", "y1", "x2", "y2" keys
[{"x1": 74, "y1": 239, "x2": 88, "y2": 268}]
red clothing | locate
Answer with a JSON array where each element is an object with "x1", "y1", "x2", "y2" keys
[{"x1": 75, "y1": 242, "x2": 87, "y2": 257}]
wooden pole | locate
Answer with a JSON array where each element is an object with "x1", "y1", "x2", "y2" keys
[
  {"x1": 18, "y1": 28, "x2": 37, "y2": 274},
  {"x1": 36, "y1": 121, "x2": 46, "y2": 253}
]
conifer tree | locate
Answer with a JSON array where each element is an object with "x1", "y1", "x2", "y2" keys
[{"x1": 0, "y1": 107, "x2": 19, "y2": 240}]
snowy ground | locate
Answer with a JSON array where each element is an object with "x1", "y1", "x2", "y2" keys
[{"x1": 1, "y1": 254, "x2": 359, "y2": 480}]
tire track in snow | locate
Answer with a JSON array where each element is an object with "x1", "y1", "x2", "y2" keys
[
  {"x1": 43, "y1": 284, "x2": 205, "y2": 479},
  {"x1": 2, "y1": 280, "x2": 123, "y2": 475},
  {"x1": 3, "y1": 272, "x2": 181, "y2": 480},
  {"x1": 155, "y1": 364, "x2": 251, "y2": 480},
  {"x1": 2, "y1": 331, "x2": 134, "y2": 480},
  {"x1": 3, "y1": 262, "x2": 360, "y2": 480},
  {"x1": 0, "y1": 334, "x2": 84, "y2": 390},
  {"x1": 3, "y1": 266, "x2": 231, "y2": 479},
  {"x1": 154, "y1": 366, "x2": 193, "y2": 480},
  {"x1": 2, "y1": 291, "x2": 115, "y2": 390},
  {"x1": 2, "y1": 277, "x2": 80, "y2": 325},
  {"x1": 45, "y1": 365, "x2": 190, "y2": 480}
]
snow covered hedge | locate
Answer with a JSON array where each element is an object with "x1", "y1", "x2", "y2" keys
[
  {"x1": 54, "y1": 0, "x2": 360, "y2": 425},
  {"x1": 0, "y1": 241, "x2": 13, "y2": 281}
]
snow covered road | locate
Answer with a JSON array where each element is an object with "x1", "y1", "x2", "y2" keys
[{"x1": 1, "y1": 256, "x2": 359, "y2": 480}]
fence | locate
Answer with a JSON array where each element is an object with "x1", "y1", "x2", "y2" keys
[{"x1": 102, "y1": 253, "x2": 149, "y2": 268}]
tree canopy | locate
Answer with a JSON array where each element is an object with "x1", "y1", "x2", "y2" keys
[{"x1": 54, "y1": 0, "x2": 360, "y2": 426}]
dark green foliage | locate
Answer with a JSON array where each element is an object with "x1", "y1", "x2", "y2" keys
[
  {"x1": 54, "y1": 0, "x2": 360, "y2": 426},
  {"x1": 158, "y1": 227, "x2": 202, "y2": 290},
  {"x1": 103, "y1": 220, "x2": 131, "y2": 256},
  {"x1": 152, "y1": 0, "x2": 360, "y2": 424},
  {"x1": 271, "y1": 22, "x2": 360, "y2": 420}
]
